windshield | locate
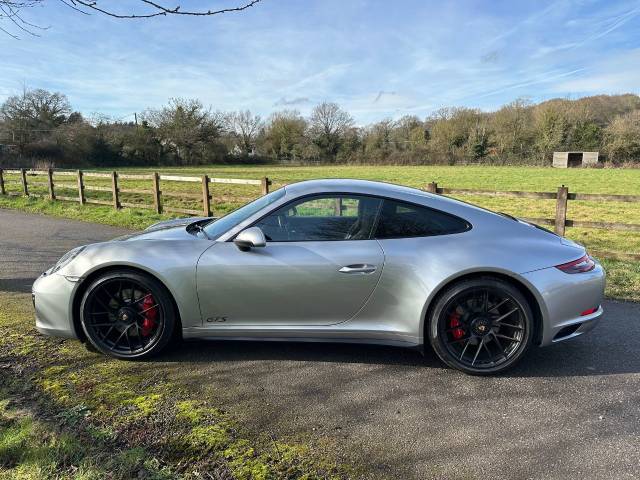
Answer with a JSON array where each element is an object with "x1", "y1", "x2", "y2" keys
[{"x1": 203, "y1": 187, "x2": 286, "y2": 240}]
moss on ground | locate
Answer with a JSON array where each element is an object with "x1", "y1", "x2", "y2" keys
[
  {"x1": 0, "y1": 391, "x2": 175, "y2": 480},
  {"x1": 0, "y1": 292, "x2": 351, "y2": 479}
]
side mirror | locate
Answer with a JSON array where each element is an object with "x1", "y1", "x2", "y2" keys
[{"x1": 234, "y1": 226, "x2": 266, "y2": 251}]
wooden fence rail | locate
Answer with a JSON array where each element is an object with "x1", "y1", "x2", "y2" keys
[{"x1": 0, "y1": 168, "x2": 271, "y2": 218}]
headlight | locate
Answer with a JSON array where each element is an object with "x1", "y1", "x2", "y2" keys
[{"x1": 51, "y1": 246, "x2": 86, "y2": 274}]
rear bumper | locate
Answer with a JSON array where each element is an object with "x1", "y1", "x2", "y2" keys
[
  {"x1": 522, "y1": 261, "x2": 605, "y2": 346},
  {"x1": 32, "y1": 272, "x2": 78, "y2": 339}
]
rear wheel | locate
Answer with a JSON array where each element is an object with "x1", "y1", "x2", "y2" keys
[
  {"x1": 80, "y1": 270, "x2": 177, "y2": 360},
  {"x1": 428, "y1": 277, "x2": 533, "y2": 375}
]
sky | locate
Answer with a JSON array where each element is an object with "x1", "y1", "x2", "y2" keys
[{"x1": 1, "y1": 0, "x2": 639, "y2": 124}]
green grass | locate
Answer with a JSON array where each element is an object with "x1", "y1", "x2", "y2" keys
[
  {"x1": 1, "y1": 164, "x2": 638, "y2": 300},
  {"x1": 0, "y1": 292, "x2": 352, "y2": 479},
  {"x1": 0, "y1": 195, "x2": 174, "y2": 231},
  {"x1": 0, "y1": 395, "x2": 175, "y2": 479}
]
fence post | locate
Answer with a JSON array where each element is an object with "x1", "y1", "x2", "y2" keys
[
  {"x1": 202, "y1": 175, "x2": 211, "y2": 217},
  {"x1": 152, "y1": 172, "x2": 162, "y2": 214},
  {"x1": 111, "y1": 171, "x2": 120, "y2": 209},
  {"x1": 77, "y1": 170, "x2": 85, "y2": 205},
  {"x1": 261, "y1": 177, "x2": 270, "y2": 196},
  {"x1": 21, "y1": 168, "x2": 28, "y2": 196},
  {"x1": 47, "y1": 168, "x2": 55, "y2": 200},
  {"x1": 426, "y1": 181, "x2": 438, "y2": 194},
  {"x1": 334, "y1": 197, "x2": 342, "y2": 216},
  {"x1": 555, "y1": 185, "x2": 568, "y2": 236},
  {"x1": 0, "y1": 168, "x2": 5, "y2": 195}
]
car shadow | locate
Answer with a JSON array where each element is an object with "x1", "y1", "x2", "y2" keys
[
  {"x1": 154, "y1": 313, "x2": 640, "y2": 378},
  {"x1": 161, "y1": 339, "x2": 437, "y2": 368},
  {"x1": 152, "y1": 300, "x2": 640, "y2": 377}
]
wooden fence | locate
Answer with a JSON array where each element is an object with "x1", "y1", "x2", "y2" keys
[
  {"x1": 425, "y1": 181, "x2": 640, "y2": 261},
  {"x1": 0, "y1": 168, "x2": 638, "y2": 260},
  {"x1": 0, "y1": 168, "x2": 270, "y2": 217}
]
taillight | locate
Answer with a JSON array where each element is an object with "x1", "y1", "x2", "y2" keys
[{"x1": 555, "y1": 254, "x2": 595, "y2": 274}]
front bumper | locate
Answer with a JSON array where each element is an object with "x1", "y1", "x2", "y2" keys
[
  {"x1": 522, "y1": 261, "x2": 605, "y2": 346},
  {"x1": 32, "y1": 271, "x2": 79, "y2": 339}
]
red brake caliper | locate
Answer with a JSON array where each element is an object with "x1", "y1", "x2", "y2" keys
[
  {"x1": 449, "y1": 312, "x2": 465, "y2": 340},
  {"x1": 140, "y1": 295, "x2": 157, "y2": 337}
]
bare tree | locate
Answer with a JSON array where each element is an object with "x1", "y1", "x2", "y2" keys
[
  {"x1": 309, "y1": 102, "x2": 353, "y2": 138},
  {"x1": 143, "y1": 98, "x2": 224, "y2": 165},
  {"x1": 309, "y1": 102, "x2": 354, "y2": 160},
  {"x1": 226, "y1": 110, "x2": 263, "y2": 156},
  {"x1": 0, "y1": 0, "x2": 262, "y2": 38}
]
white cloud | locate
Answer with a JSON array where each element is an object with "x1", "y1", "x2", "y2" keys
[
  {"x1": 553, "y1": 49, "x2": 640, "y2": 93},
  {"x1": 1, "y1": 0, "x2": 639, "y2": 124}
]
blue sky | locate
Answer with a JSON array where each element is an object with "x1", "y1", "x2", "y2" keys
[{"x1": 1, "y1": 0, "x2": 639, "y2": 124}]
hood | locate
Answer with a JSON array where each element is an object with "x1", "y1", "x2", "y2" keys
[{"x1": 112, "y1": 217, "x2": 214, "y2": 242}]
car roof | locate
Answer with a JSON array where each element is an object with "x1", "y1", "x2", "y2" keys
[
  {"x1": 283, "y1": 178, "x2": 430, "y2": 197},
  {"x1": 281, "y1": 178, "x2": 502, "y2": 221}
]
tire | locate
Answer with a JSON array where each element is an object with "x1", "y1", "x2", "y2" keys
[
  {"x1": 427, "y1": 277, "x2": 534, "y2": 375},
  {"x1": 80, "y1": 270, "x2": 177, "y2": 360}
]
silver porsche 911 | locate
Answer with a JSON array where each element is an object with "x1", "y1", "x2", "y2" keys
[{"x1": 33, "y1": 179, "x2": 605, "y2": 374}]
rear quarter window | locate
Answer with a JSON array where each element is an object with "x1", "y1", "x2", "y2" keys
[{"x1": 375, "y1": 199, "x2": 470, "y2": 239}]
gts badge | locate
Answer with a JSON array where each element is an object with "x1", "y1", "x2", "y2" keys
[{"x1": 207, "y1": 316, "x2": 229, "y2": 323}]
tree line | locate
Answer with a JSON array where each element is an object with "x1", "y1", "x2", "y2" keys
[{"x1": 1, "y1": 88, "x2": 639, "y2": 168}]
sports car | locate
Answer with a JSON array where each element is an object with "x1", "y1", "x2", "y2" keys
[{"x1": 33, "y1": 179, "x2": 605, "y2": 374}]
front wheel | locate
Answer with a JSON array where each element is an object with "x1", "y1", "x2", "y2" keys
[
  {"x1": 428, "y1": 277, "x2": 534, "y2": 375},
  {"x1": 80, "y1": 270, "x2": 177, "y2": 360}
]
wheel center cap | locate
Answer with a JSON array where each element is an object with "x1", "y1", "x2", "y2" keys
[
  {"x1": 472, "y1": 317, "x2": 491, "y2": 336},
  {"x1": 118, "y1": 308, "x2": 135, "y2": 323}
]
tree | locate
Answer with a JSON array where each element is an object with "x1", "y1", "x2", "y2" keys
[
  {"x1": 532, "y1": 101, "x2": 571, "y2": 160},
  {"x1": 225, "y1": 110, "x2": 263, "y2": 157},
  {"x1": 0, "y1": 88, "x2": 71, "y2": 151},
  {"x1": 362, "y1": 119, "x2": 395, "y2": 160},
  {"x1": 489, "y1": 98, "x2": 533, "y2": 159},
  {"x1": 0, "y1": 0, "x2": 262, "y2": 38},
  {"x1": 469, "y1": 118, "x2": 491, "y2": 159},
  {"x1": 260, "y1": 110, "x2": 309, "y2": 162},
  {"x1": 143, "y1": 98, "x2": 224, "y2": 165},
  {"x1": 392, "y1": 115, "x2": 427, "y2": 151},
  {"x1": 426, "y1": 107, "x2": 484, "y2": 162},
  {"x1": 603, "y1": 110, "x2": 640, "y2": 163},
  {"x1": 309, "y1": 102, "x2": 354, "y2": 161}
]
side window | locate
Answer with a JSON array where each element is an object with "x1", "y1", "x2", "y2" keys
[
  {"x1": 375, "y1": 199, "x2": 469, "y2": 239},
  {"x1": 255, "y1": 195, "x2": 382, "y2": 242}
]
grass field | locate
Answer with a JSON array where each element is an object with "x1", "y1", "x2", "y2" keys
[{"x1": 0, "y1": 164, "x2": 638, "y2": 300}]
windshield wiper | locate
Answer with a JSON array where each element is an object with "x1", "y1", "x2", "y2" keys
[
  {"x1": 188, "y1": 221, "x2": 210, "y2": 239},
  {"x1": 195, "y1": 223, "x2": 210, "y2": 239}
]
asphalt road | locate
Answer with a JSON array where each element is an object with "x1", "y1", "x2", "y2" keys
[{"x1": 1, "y1": 208, "x2": 639, "y2": 479}]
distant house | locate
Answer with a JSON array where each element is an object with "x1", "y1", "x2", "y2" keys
[{"x1": 552, "y1": 151, "x2": 600, "y2": 168}]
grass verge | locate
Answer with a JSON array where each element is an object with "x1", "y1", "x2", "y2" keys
[
  {"x1": 0, "y1": 292, "x2": 352, "y2": 479},
  {"x1": 0, "y1": 195, "x2": 175, "y2": 231}
]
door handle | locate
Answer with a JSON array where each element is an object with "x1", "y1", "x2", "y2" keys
[{"x1": 339, "y1": 264, "x2": 377, "y2": 274}]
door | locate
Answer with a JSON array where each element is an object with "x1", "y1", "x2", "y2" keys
[{"x1": 196, "y1": 194, "x2": 384, "y2": 326}]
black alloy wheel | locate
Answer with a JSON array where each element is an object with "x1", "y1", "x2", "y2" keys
[
  {"x1": 80, "y1": 270, "x2": 177, "y2": 359},
  {"x1": 428, "y1": 277, "x2": 533, "y2": 375}
]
